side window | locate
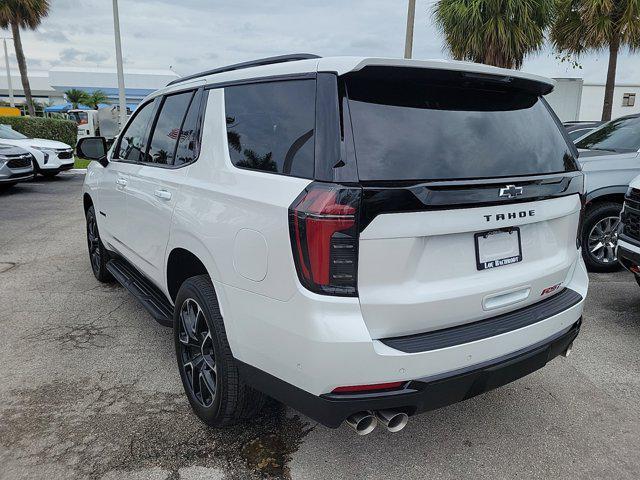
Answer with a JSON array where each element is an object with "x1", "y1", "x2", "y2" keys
[
  {"x1": 224, "y1": 79, "x2": 315, "y2": 178},
  {"x1": 146, "y1": 91, "x2": 194, "y2": 165},
  {"x1": 116, "y1": 101, "x2": 155, "y2": 162},
  {"x1": 174, "y1": 89, "x2": 203, "y2": 166}
]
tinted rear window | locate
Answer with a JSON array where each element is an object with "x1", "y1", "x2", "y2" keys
[{"x1": 346, "y1": 77, "x2": 577, "y2": 181}]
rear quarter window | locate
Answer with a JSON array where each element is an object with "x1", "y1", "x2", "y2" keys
[{"x1": 223, "y1": 79, "x2": 315, "y2": 179}]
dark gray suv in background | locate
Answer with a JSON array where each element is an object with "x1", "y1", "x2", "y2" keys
[{"x1": 576, "y1": 114, "x2": 640, "y2": 272}]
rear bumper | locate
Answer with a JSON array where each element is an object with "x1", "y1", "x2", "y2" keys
[{"x1": 238, "y1": 319, "x2": 580, "y2": 428}]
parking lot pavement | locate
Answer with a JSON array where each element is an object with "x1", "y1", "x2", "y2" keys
[{"x1": 0, "y1": 175, "x2": 639, "y2": 480}]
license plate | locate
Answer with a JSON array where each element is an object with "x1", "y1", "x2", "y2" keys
[{"x1": 475, "y1": 228, "x2": 522, "y2": 271}]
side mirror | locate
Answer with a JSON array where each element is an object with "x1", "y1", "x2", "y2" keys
[{"x1": 76, "y1": 137, "x2": 109, "y2": 167}]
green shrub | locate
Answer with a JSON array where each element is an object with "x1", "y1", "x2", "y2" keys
[{"x1": 0, "y1": 116, "x2": 77, "y2": 148}]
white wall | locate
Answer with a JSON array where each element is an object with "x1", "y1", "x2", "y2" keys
[
  {"x1": 48, "y1": 67, "x2": 179, "y2": 92},
  {"x1": 0, "y1": 70, "x2": 60, "y2": 97},
  {"x1": 579, "y1": 84, "x2": 640, "y2": 121},
  {"x1": 546, "y1": 78, "x2": 583, "y2": 122}
]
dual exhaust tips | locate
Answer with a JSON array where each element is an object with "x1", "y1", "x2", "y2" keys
[{"x1": 346, "y1": 409, "x2": 409, "y2": 435}]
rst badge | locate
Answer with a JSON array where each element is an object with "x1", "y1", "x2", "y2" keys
[{"x1": 541, "y1": 283, "x2": 562, "y2": 296}]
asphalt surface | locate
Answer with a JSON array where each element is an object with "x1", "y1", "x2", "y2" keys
[{"x1": 0, "y1": 174, "x2": 639, "y2": 480}]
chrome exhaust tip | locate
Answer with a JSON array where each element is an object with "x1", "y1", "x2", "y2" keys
[
  {"x1": 375, "y1": 409, "x2": 409, "y2": 433},
  {"x1": 562, "y1": 341, "x2": 574, "y2": 358},
  {"x1": 345, "y1": 411, "x2": 378, "y2": 435}
]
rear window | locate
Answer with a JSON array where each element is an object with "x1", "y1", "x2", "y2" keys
[{"x1": 345, "y1": 75, "x2": 577, "y2": 182}]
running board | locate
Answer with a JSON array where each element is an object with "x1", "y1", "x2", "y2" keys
[{"x1": 106, "y1": 258, "x2": 173, "y2": 327}]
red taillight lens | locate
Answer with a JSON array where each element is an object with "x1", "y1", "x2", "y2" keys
[
  {"x1": 289, "y1": 182, "x2": 361, "y2": 296},
  {"x1": 576, "y1": 175, "x2": 586, "y2": 250},
  {"x1": 331, "y1": 382, "x2": 405, "y2": 394}
]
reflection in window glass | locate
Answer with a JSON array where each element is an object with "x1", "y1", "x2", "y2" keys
[
  {"x1": 224, "y1": 80, "x2": 315, "y2": 178},
  {"x1": 174, "y1": 90, "x2": 202, "y2": 166},
  {"x1": 117, "y1": 102, "x2": 155, "y2": 162},
  {"x1": 576, "y1": 116, "x2": 640, "y2": 153},
  {"x1": 147, "y1": 91, "x2": 194, "y2": 165},
  {"x1": 346, "y1": 77, "x2": 577, "y2": 181}
]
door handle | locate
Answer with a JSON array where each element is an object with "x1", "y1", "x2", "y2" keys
[
  {"x1": 115, "y1": 178, "x2": 127, "y2": 187},
  {"x1": 154, "y1": 189, "x2": 172, "y2": 200}
]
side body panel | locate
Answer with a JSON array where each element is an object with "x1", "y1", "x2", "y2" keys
[
  {"x1": 125, "y1": 164, "x2": 186, "y2": 287},
  {"x1": 96, "y1": 160, "x2": 139, "y2": 251},
  {"x1": 166, "y1": 89, "x2": 311, "y2": 357},
  {"x1": 581, "y1": 152, "x2": 640, "y2": 198}
]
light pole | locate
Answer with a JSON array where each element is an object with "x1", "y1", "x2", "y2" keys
[
  {"x1": 404, "y1": 0, "x2": 417, "y2": 59},
  {"x1": 112, "y1": 0, "x2": 127, "y2": 130},
  {"x1": 2, "y1": 37, "x2": 15, "y2": 107}
]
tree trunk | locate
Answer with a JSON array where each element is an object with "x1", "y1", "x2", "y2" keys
[
  {"x1": 10, "y1": 21, "x2": 35, "y2": 117},
  {"x1": 602, "y1": 36, "x2": 620, "y2": 121}
]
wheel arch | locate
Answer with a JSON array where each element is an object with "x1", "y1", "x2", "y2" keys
[
  {"x1": 166, "y1": 248, "x2": 210, "y2": 302},
  {"x1": 83, "y1": 192, "x2": 94, "y2": 213},
  {"x1": 585, "y1": 186, "x2": 627, "y2": 207}
]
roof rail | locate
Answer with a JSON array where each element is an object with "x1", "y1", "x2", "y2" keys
[{"x1": 167, "y1": 53, "x2": 321, "y2": 86}]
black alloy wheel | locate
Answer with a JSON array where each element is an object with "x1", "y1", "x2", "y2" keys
[
  {"x1": 173, "y1": 275, "x2": 265, "y2": 427},
  {"x1": 177, "y1": 298, "x2": 218, "y2": 408},
  {"x1": 85, "y1": 205, "x2": 113, "y2": 282}
]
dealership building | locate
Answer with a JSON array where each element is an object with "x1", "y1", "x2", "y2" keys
[{"x1": 0, "y1": 67, "x2": 179, "y2": 111}]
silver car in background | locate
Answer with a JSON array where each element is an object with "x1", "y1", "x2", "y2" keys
[{"x1": 0, "y1": 144, "x2": 34, "y2": 190}]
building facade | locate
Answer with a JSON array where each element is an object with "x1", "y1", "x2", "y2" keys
[
  {"x1": 547, "y1": 78, "x2": 640, "y2": 122},
  {"x1": 0, "y1": 67, "x2": 179, "y2": 109}
]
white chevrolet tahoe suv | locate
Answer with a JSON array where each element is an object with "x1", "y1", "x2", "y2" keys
[{"x1": 79, "y1": 55, "x2": 588, "y2": 435}]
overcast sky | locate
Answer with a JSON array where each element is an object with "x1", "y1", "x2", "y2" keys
[{"x1": 4, "y1": 0, "x2": 639, "y2": 84}]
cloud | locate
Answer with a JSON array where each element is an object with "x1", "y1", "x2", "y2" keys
[
  {"x1": 59, "y1": 47, "x2": 109, "y2": 64},
  {"x1": 59, "y1": 48, "x2": 82, "y2": 62},
  {"x1": 4, "y1": 0, "x2": 634, "y2": 85},
  {"x1": 35, "y1": 30, "x2": 70, "y2": 43}
]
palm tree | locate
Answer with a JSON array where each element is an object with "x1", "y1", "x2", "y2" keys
[
  {"x1": 83, "y1": 90, "x2": 110, "y2": 109},
  {"x1": 551, "y1": 1, "x2": 640, "y2": 121},
  {"x1": 0, "y1": 0, "x2": 51, "y2": 116},
  {"x1": 433, "y1": 0, "x2": 554, "y2": 69},
  {"x1": 64, "y1": 89, "x2": 86, "y2": 109}
]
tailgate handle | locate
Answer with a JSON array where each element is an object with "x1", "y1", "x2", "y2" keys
[{"x1": 483, "y1": 287, "x2": 530, "y2": 311}]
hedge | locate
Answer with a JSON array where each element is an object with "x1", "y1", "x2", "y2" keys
[{"x1": 0, "y1": 116, "x2": 77, "y2": 148}]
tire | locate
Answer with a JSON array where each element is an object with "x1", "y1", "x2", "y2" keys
[
  {"x1": 174, "y1": 275, "x2": 265, "y2": 427},
  {"x1": 0, "y1": 182, "x2": 16, "y2": 191},
  {"x1": 581, "y1": 202, "x2": 623, "y2": 272},
  {"x1": 85, "y1": 205, "x2": 114, "y2": 282}
]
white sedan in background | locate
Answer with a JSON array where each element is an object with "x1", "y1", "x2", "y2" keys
[{"x1": 0, "y1": 124, "x2": 74, "y2": 177}]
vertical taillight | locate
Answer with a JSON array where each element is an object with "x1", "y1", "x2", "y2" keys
[
  {"x1": 289, "y1": 182, "x2": 362, "y2": 296},
  {"x1": 577, "y1": 175, "x2": 586, "y2": 249}
]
